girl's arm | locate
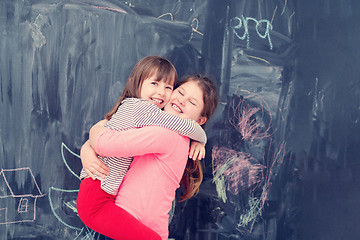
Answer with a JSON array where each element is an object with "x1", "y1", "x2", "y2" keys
[
  {"x1": 89, "y1": 119, "x2": 108, "y2": 149},
  {"x1": 115, "y1": 99, "x2": 207, "y2": 144},
  {"x1": 90, "y1": 118, "x2": 205, "y2": 160},
  {"x1": 91, "y1": 125, "x2": 180, "y2": 158},
  {"x1": 80, "y1": 140, "x2": 109, "y2": 179}
]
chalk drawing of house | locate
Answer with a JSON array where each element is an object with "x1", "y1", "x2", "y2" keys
[{"x1": 0, "y1": 167, "x2": 45, "y2": 224}]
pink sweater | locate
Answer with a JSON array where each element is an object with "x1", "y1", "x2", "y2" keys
[{"x1": 94, "y1": 126, "x2": 190, "y2": 239}]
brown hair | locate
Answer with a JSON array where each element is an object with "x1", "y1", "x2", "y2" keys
[
  {"x1": 104, "y1": 56, "x2": 178, "y2": 120},
  {"x1": 179, "y1": 74, "x2": 219, "y2": 201}
]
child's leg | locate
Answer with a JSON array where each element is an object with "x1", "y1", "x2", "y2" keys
[{"x1": 77, "y1": 178, "x2": 161, "y2": 240}]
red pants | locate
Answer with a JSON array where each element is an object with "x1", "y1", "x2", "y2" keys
[{"x1": 77, "y1": 178, "x2": 161, "y2": 240}]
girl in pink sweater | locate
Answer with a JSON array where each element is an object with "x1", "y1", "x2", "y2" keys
[
  {"x1": 77, "y1": 56, "x2": 217, "y2": 239},
  {"x1": 78, "y1": 75, "x2": 218, "y2": 239}
]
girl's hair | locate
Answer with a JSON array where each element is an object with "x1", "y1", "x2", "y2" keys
[
  {"x1": 105, "y1": 56, "x2": 178, "y2": 120},
  {"x1": 179, "y1": 74, "x2": 219, "y2": 201}
]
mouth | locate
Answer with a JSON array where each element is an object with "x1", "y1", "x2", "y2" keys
[
  {"x1": 171, "y1": 103, "x2": 182, "y2": 113},
  {"x1": 151, "y1": 98, "x2": 164, "y2": 105}
]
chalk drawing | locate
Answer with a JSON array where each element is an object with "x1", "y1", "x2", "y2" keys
[
  {"x1": 212, "y1": 141, "x2": 287, "y2": 231},
  {"x1": 211, "y1": 145, "x2": 266, "y2": 231},
  {"x1": 172, "y1": 0, "x2": 181, "y2": 15},
  {"x1": 158, "y1": 13, "x2": 174, "y2": 21},
  {"x1": 28, "y1": 14, "x2": 50, "y2": 48},
  {"x1": 271, "y1": 5, "x2": 278, "y2": 24},
  {"x1": 288, "y1": 12, "x2": 295, "y2": 34},
  {"x1": 189, "y1": 18, "x2": 203, "y2": 42},
  {"x1": 257, "y1": 0, "x2": 262, "y2": 20},
  {"x1": 247, "y1": 55, "x2": 271, "y2": 64},
  {"x1": 92, "y1": 5, "x2": 127, "y2": 14},
  {"x1": 260, "y1": 140, "x2": 286, "y2": 208},
  {"x1": 236, "y1": 195, "x2": 262, "y2": 231},
  {"x1": 212, "y1": 147, "x2": 265, "y2": 203},
  {"x1": 211, "y1": 90, "x2": 288, "y2": 232},
  {"x1": 48, "y1": 142, "x2": 102, "y2": 240},
  {"x1": 281, "y1": 0, "x2": 288, "y2": 16},
  {"x1": 232, "y1": 15, "x2": 273, "y2": 50},
  {"x1": 229, "y1": 94, "x2": 272, "y2": 142},
  {"x1": 0, "y1": 167, "x2": 45, "y2": 224}
]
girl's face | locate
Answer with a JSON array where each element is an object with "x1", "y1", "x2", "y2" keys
[
  {"x1": 164, "y1": 81, "x2": 207, "y2": 125},
  {"x1": 140, "y1": 75, "x2": 174, "y2": 109}
]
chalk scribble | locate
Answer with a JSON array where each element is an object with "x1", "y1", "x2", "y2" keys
[
  {"x1": 229, "y1": 95, "x2": 271, "y2": 142},
  {"x1": 212, "y1": 146, "x2": 266, "y2": 203}
]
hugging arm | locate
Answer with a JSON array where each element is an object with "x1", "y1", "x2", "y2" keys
[
  {"x1": 91, "y1": 125, "x2": 174, "y2": 158},
  {"x1": 128, "y1": 99, "x2": 207, "y2": 144},
  {"x1": 80, "y1": 140, "x2": 109, "y2": 179},
  {"x1": 81, "y1": 119, "x2": 109, "y2": 179},
  {"x1": 133, "y1": 102, "x2": 207, "y2": 160}
]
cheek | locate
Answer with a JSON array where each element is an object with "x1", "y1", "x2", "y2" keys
[
  {"x1": 195, "y1": 108, "x2": 204, "y2": 119},
  {"x1": 164, "y1": 92, "x2": 171, "y2": 102},
  {"x1": 188, "y1": 106, "x2": 200, "y2": 118}
]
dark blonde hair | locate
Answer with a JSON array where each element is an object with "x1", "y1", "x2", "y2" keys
[
  {"x1": 179, "y1": 74, "x2": 219, "y2": 201},
  {"x1": 105, "y1": 56, "x2": 178, "y2": 120}
]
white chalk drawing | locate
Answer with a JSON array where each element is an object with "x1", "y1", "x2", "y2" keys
[
  {"x1": 0, "y1": 167, "x2": 46, "y2": 225},
  {"x1": 232, "y1": 15, "x2": 273, "y2": 50},
  {"x1": 48, "y1": 142, "x2": 102, "y2": 240}
]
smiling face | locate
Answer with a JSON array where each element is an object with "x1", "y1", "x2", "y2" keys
[
  {"x1": 140, "y1": 74, "x2": 174, "y2": 108},
  {"x1": 164, "y1": 80, "x2": 207, "y2": 125}
]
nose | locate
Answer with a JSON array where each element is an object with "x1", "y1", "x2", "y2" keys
[
  {"x1": 157, "y1": 86, "x2": 165, "y2": 96},
  {"x1": 177, "y1": 95, "x2": 186, "y2": 105}
]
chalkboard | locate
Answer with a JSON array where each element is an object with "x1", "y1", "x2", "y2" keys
[{"x1": 1, "y1": 0, "x2": 360, "y2": 239}]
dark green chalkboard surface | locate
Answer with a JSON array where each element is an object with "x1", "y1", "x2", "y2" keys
[{"x1": 1, "y1": 0, "x2": 359, "y2": 239}]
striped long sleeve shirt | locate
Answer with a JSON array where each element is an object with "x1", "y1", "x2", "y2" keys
[{"x1": 80, "y1": 98, "x2": 206, "y2": 195}]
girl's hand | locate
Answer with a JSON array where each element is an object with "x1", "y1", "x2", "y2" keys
[
  {"x1": 80, "y1": 140, "x2": 109, "y2": 180},
  {"x1": 89, "y1": 119, "x2": 109, "y2": 149},
  {"x1": 189, "y1": 141, "x2": 205, "y2": 161}
]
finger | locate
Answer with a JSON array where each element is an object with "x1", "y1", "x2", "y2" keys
[
  {"x1": 193, "y1": 150, "x2": 200, "y2": 161},
  {"x1": 195, "y1": 149, "x2": 204, "y2": 161},
  {"x1": 85, "y1": 165, "x2": 104, "y2": 179},
  {"x1": 85, "y1": 169, "x2": 96, "y2": 180},
  {"x1": 92, "y1": 167, "x2": 107, "y2": 179},
  {"x1": 94, "y1": 162, "x2": 110, "y2": 176},
  {"x1": 201, "y1": 149, "x2": 206, "y2": 159},
  {"x1": 198, "y1": 151, "x2": 204, "y2": 161},
  {"x1": 189, "y1": 148, "x2": 195, "y2": 160},
  {"x1": 99, "y1": 163, "x2": 110, "y2": 175}
]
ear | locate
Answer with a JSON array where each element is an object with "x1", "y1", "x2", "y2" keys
[{"x1": 196, "y1": 116, "x2": 207, "y2": 126}]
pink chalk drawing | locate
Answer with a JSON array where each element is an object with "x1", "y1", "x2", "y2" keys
[
  {"x1": 212, "y1": 146, "x2": 266, "y2": 203},
  {"x1": 0, "y1": 167, "x2": 46, "y2": 225},
  {"x1": 260, "y1": 140, "x2": 287, "y2": 208},
  {"x1": 229, "y1": 94, "x2": 272, "y2": 142},
  {"x1": 211, "y1": 91, "x2": 288, "y2": 231},
  {"x1": 211, "y1": 141, "x2": 287, "y2": 231}
]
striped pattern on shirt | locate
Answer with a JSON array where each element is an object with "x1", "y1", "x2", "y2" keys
[{"x1": 80, "y1": 98, "x2": 206, "y2": 195}]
